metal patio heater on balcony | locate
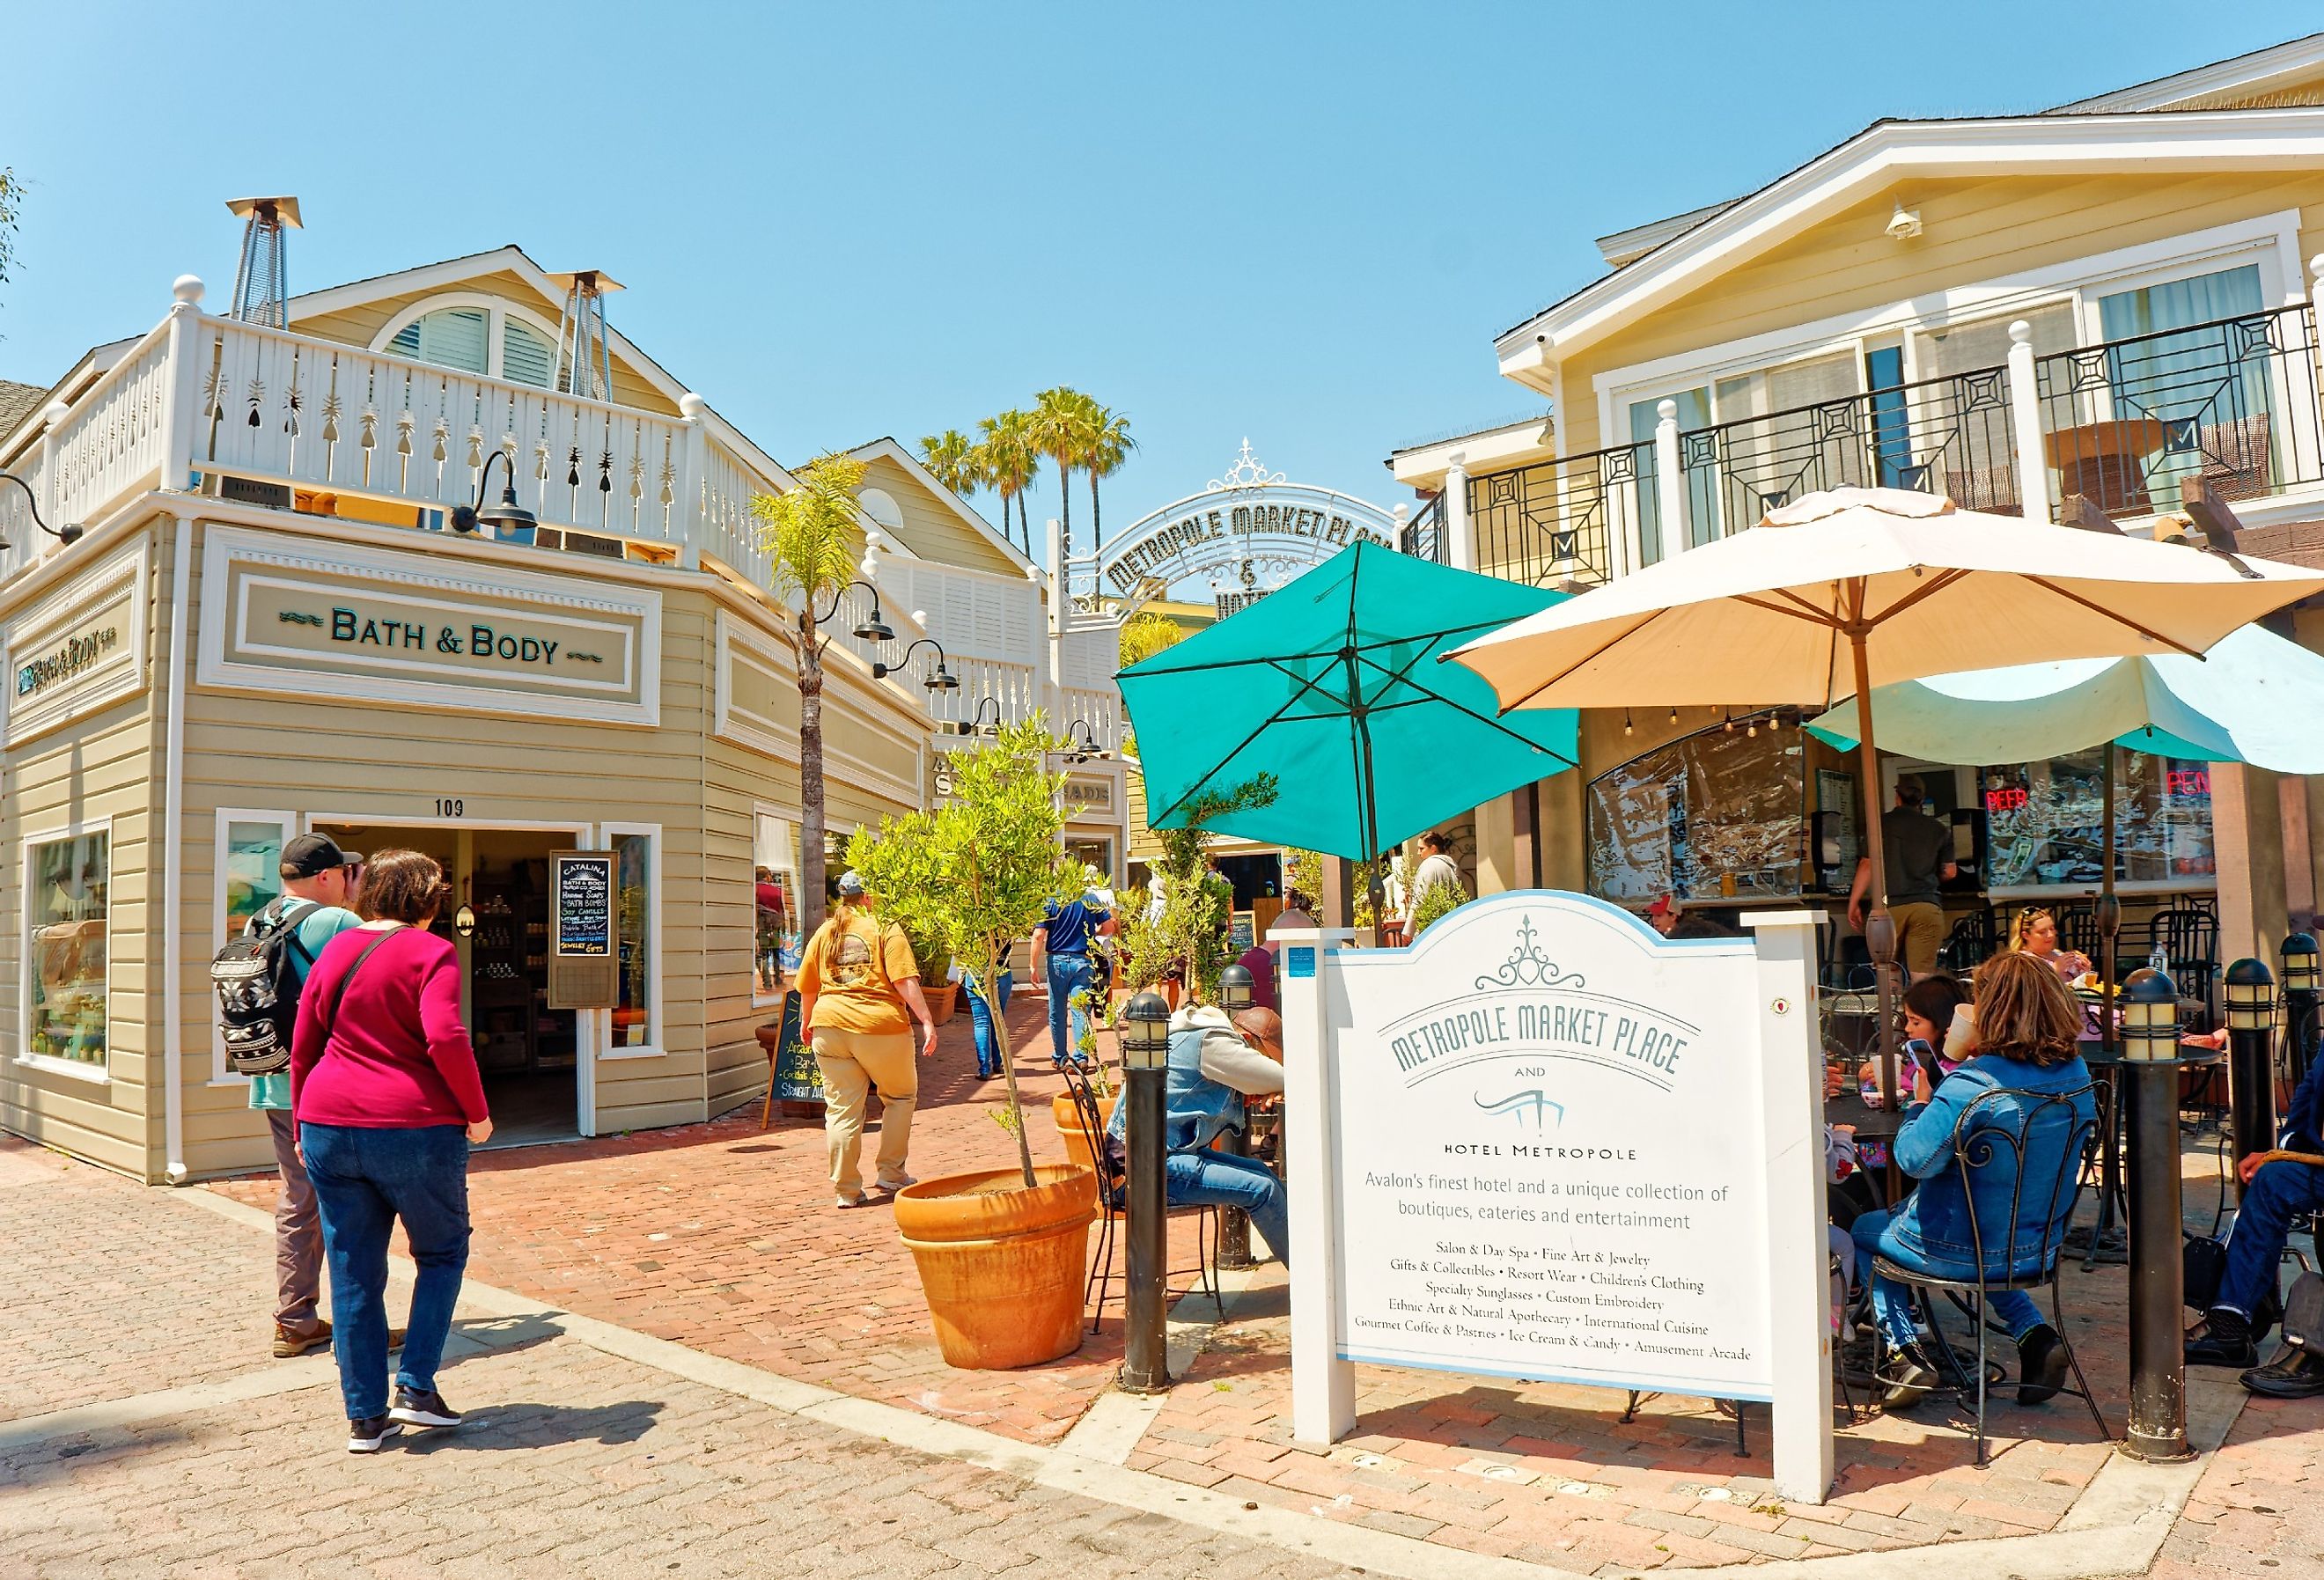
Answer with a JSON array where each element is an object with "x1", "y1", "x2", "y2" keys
[
  {"x1": 226, "y1": 196, "x2": 300, "y2": 328},
  {"x1": 549, "y1": 269, "x2": 623, "y2": 403}
]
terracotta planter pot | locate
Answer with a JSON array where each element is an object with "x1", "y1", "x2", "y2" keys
[
  {"x1": 1051, "y1": 1090, "x2": 1122, "y2": 1177},
  {"x1": 894, "y1": 1165, "x2": 1097, "y2": 1369},
  {"x1": 923, "y1": 981, "x2": 958, "y2": 1026}
]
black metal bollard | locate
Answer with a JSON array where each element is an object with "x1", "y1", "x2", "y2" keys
[
  {"x1": 2282, "y1": 932, "x2": 2319, "y2": 1092},
  {"x1": 1118, "y1": 990, "x2": 1173, "y2": 1394},
  {"x1": 2122, "y1": 971, "x2": 2192, "y2": 1463},
  {"x1": 2225, "y1": 958, "x2": 2277, "y2": 1199}
]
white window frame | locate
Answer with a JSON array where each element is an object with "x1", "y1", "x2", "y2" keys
[
  {"x1": 1592, "y1": 209, "x2": 2307, "y2": 452},
  {"x1": 750, "y1": 803, "x2": 801, "y2": 1010},
  {"x1": 208, "y1": 808, "x2": 298, "y2": 1084},
  {"x1": 598, "y1": 820, "x2": 664, "y2": 1061},
  {"x1": 370, "y1": 292, "x2": 567, "y2": 387},
  {"x1": 18, "y1": 816, "x2": 114, "y2": 1085}
]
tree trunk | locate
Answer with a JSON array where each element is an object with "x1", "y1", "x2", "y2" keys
[
  {"x1": 799, "y1": 606, "x2": 828, "y2": 939},
  {"x1": 1089, "y1": 474, "x2": 1101, "y2": 554},
  {"x1": 1055, "y1": 453, "x2": 1072, "y2": 565},
  {"x1": 984, "y1": 941, "x2": 1038, "y2": 1190}
]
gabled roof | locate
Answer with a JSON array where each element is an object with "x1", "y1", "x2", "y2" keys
[
  {"x1": 1496, "y1": 107, "x2": 2324, "y2": 386},
  {"x1": 840, "y1": 436, "x2": 1037, "y2": 577},
  {"x1": 0, "y1": 380, "x2": 47, "y2": 452},
  {"x1": 2052, "y1": 32, "x2": 2324, "y2": 114}
]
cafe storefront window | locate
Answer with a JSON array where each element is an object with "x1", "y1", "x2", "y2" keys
[
  {"x1": 1587, "y1": 715, "x2": 1807, "y2": 903},
  {"x1": 606, "y1": 825, "x2": 658, "y2": 1051},
  {"x1": 25, "y1": 827, "x2": 111, "y2": 1074},
  {"x1": 1981, "y1": 749, "x2": 2217, "y2": 894}
]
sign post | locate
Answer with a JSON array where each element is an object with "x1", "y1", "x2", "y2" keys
[{"x1": 1276, "y1": 893, "x2": 1832, "y2": 1503}]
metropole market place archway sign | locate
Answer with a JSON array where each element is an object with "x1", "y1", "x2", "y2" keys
[
  {"x1": 1274, "y1": 891, "x2": 1835, "y2": 1503},
  {"x1": 1081, "y1": 440, "x2": 1403, "y2": 620}
]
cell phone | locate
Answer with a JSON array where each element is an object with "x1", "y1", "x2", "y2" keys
[{"x1": 1901, "y1": 1038, "x2": 1938, "y2": 1086}]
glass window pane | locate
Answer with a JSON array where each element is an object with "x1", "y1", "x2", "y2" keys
[
  {"x1": 614, "y1": 833, "x2": 651, "y2": 1047},
  {"x1": 1586, "y1": 719, "x2": 1806, "y2": 902},
  {"x1": 27, "y1": 831, "x2": 109, "y2": 1066},
  {"x1": 1980, "y1": 749, "x2": 2216, "y2": 888},
  {"x1": 754, "y1": 813, "x2": 801, "y2": 1000},
  {"x1": 224, "y1": 821, "x2": 285, "y2": 937}
]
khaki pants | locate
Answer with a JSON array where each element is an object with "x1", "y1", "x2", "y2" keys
[
  {"x1": 1888, "y1": 901, "x2": 1945, "y2": 978},
  {"x1": 266, "y1": 1107, "x2": 326, "y2": 1334},
  {"x1": 814, "y1": 1027, "x2": 918, "y2": 1197}
]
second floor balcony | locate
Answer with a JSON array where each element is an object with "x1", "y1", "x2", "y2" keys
[{"x1": 1459, "y1": 301, "x2": 2324, "y2": 588}]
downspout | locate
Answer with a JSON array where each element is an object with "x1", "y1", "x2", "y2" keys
[{"x1": 161, "y1": 511, "x2": 192, "y2": 1183}]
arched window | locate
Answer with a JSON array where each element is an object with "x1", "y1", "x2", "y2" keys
[
  {"x1": 379, "y1": 298, "x2": 562, "y2": 390},
  {"x1": 857, "y1": 487, "x2": 905, "y2": 531}
]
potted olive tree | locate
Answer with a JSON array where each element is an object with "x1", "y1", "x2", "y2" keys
[
  {"x1": 843, "y1": 819, "x2": 957, "y2": 1024},
  {"x1": 877, "y1": 719, "x2": 1096, "y2": 1369}
]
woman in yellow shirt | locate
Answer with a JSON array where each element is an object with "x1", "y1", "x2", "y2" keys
[{"x1": 797, "y1": 871, "x2": 938, "y2": 1208}]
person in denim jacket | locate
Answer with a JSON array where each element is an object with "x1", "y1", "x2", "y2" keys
[
  {"x1": 1105, "y1": 1002, "x2": 1289, "y2": 1266},
  {"x1": 1851, "y1": 952, "x2": 2095, "y2": 1406}
]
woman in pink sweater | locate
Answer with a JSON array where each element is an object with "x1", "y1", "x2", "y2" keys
[{"x1": 290, "y1": 849, "x2": 491, "y2": 1454}]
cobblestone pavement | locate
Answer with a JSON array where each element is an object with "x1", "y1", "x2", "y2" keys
[
  {"x1": 0, "y1": 1133, "x2": 1366, "y2": 1580},
  {"x1": 2151, "y1": 1396, "x2": 2324, "y2": 1580}
]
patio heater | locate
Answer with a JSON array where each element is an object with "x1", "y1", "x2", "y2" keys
[
  {"x1": 548, "y1": 268, "x2": 623, "y2": 403},
  {"x1": 1213, "y1": 964, "x2": 1257, "y2": 1270},
  {"x1": 2281, "y1": 932, "x2": 2320, "y2": 1090},
  {"x1": 2225, "y1": 958, "x2": 2278, "y2": 1201},
  {"x1": 1118, "y1": 988, "x2": 1174, "y2": 1394},
  {"x1": 2122, "y1": 970, "x2": 2193, "y2": 1463},
  {"x1": 226, "y1": 196, "x2": 299, "y2": 328}
]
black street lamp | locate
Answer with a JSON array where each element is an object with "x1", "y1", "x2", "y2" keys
[
  {"x1": 2225, "y1": 958, "x2": 2278, "y2": 1196},
  {"x1": 448, "y1": 450, "x2": 538, "y2": 540},
  {"x1": 2122, "y1": 969, "x2": 2195, "y2": 1463},
  {"x1": 809, "y1": 579, "x2": 894, "y2": 643},
  {"x1": 0, "y1": 470, "x2": 85, "y2": 550},
  {"x1": 873, "y1": 636, "x2": 958, "y2": 691},
  {"x1": 2281, "y1": 932, "x2": 2320, "y2": 1089},
  {"x1": 1118, "y1": 988, "x2": 1174, "y2": 1393}
]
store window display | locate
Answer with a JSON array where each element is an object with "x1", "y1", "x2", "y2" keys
[{"x1": 27, "y1": 830, "x2": 110, "y2": 1067}]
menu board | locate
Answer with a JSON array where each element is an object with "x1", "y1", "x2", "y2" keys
[
  {"x1": 1981, "y1": 749, "x2": 2216, "y2": 890},
  {"x1": 1587, "y1": 720, "x2": 1807, "y2": 902},
  {"x1": 769, "y1": 989, "x2": 820, "y2": 1103},
  {"x1": 548, "y1": 851, "x2": 620, "y2": 1009}
]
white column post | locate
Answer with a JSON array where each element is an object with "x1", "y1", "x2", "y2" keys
[
  {"x1": 1276, "y1": 923, "x2": 1358, "y2": 1446},
  {"x1": 2306, "y1": 255, "x2": 2324, "y2": 456},
  {"x1": 34, "y1": 402, "x2": 68, "y2": 533},
  {"x1": 157, "y1": 275, "x2": 205, "y2": 495},
  {"x1": 1653, "y1": 399, "x2": 1690, "y2": 552},
  {"x1": 1743, "y1": 908, "x2": 1835, "y2": 1505},
  {"x1": 1443, "y1": 458, "x2": 1475, "y2": 572},
  {"x1": 2006, "y1": 320, "x2": 2053, "y2": 524},
  {"x1": 673, "y1": 393, "x2": 709, "y2": 570}
]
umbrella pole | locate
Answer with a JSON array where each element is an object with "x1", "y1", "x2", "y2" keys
[
  {"x1": 1850, "y1": 628, "x2": 1905, "y2": 1199},
  {"x1": 2100, "y1": 740, "x2": 2121, "y2": 1056}
]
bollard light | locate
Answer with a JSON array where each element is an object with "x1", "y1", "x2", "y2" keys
[
  {"x1": 2281, "y1": 932, "x2": 2320, "y2": 995},
  {"x1": 2122, "y1": 970, "x2": 2179, "y2": 1061},
  {"x1": 2225, "y1": 957, "x2": 2275, "y2": 1032},
  {"x1": 1122, "y1": 989, "x2": 1172, "y2": 1070},
  {"x1": 1218, "y1": 963, "x2": 1254, "y2": 1013}
]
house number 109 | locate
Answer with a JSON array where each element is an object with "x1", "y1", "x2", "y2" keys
[{"x1": 435, "y1": 798, "x2": 465, "y2": 818}]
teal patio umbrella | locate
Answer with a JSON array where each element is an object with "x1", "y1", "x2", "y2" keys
[{"x1": 1120, "y1": 540, "x2": 1579, "y2": 863}]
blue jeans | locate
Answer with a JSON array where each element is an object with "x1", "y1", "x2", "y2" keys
[
  {"x1": 1851, "y1": 1207, "x2": 2043, "y2": 1350},
  {"x1": 1166, "y1": 1149, "x2": 1291, "y2": 1270},
  {"x1": 2218, "y1": 1158, "x2": 2324, "y2": 1317},
  {"x1": 302, "y1": 1122, "x2": 472, "y2": 1421},
  {"x1": 965, "y1": 969, "x2": 1012, "y2": 1076},
  {"x1": 1045, "y1": 954, "x2": 1095, "y2": 1067}
]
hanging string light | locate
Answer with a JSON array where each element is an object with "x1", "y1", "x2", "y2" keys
[
  {"x1": 1623, "y1": 709, "x2": 1635, "y2": 737},
  {"x1": 1668, "y1": 705, "x2": 1678, "y2": 725}
]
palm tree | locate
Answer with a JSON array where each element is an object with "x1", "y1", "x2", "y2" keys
[
  {"x1": 918, "y1": 429, "x2": 981, "y2": 502},
  {"x1": 976, "y1": 410, "x2": 1041, "y2": 553},
  {"x1": 1077, "y1": 399, "x2": 1134, "y2": 554},
  {"x1": 1031, "y1": 386, "x2": 1091, "y2": 562},
  {"x1": 750, "y1": 452, "x2": 867, "y2": 937}
]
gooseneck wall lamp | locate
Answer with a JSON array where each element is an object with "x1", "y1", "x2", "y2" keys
[
  {"x1": 0, "y1": 470, "x2": 85, "y2": 551},
  {"x1": 874, "y1": 637, "x2": 959, "y2": 692},
  {"x1": 810, "y1": 579, "x2": 895, "y2": 643},
  {"x1": 950, "y1": 696, "x2": 1003, "y2": 737},
  {"x1": 448, "y1": 450, "x2": 538, "y2": 540},
  {"x1": 1063, "y1": 718, "x2": 1108, "y2": 763}
]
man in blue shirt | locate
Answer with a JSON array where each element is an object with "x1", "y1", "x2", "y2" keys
[
  {"x1": 1032, "y1": 888, "x2": 1115, "y2": 1069},
  {"x1": 246, "y1": 834, "x2": 364, "y2": 1357}
]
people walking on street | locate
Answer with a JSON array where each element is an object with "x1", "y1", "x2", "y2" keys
[
  {"x1": 798, "y1": 871, "x2": 939, "y2": 1207},
  {"x1": 235, "y1": 834, "x2": 364, "y2": 1358},
  {"x1": 960, "y1": 947, "x2": 1012, "y2": 1080},
  {"x1": 290, "y1": 849, "x2": 491, "y2": 1454},
  {"x1": 1032, "y1": 886, "x2": 1115, "y2": 1069},
  {"x1": 1848, "y1": 775, "x2": 1959, "y2": 979}
]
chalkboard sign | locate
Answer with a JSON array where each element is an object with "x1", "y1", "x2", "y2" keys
[
  {"x1": 548, "y1": 851, "x2": 620, "y2": 1010},
  {"x1": 769, "y1": 989, "x2": 821, "y2": 1103},
  {"x1": 1230, "y1": 911, "x2": 1256, "y2": 954}
]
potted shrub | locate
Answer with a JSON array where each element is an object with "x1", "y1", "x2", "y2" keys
[
  {"x1": 870, "y1": 719, "x2": 1097, "y2": 1369},
  {"x1": 843, "y1": 815, "x2": 956, "y2": 1022}
]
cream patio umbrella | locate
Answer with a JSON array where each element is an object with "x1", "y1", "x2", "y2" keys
[{"x1": 1445, "y1": 487, "x2": 2324, "y2": 1121}]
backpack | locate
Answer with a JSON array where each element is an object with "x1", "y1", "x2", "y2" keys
[{"x1": 212, "y1": 896, "x2": 320, "y2": 1077}]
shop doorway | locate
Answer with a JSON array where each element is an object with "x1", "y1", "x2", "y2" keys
[{"x1": 312, "y1": 819, "x2": 587, "y2": 1149}]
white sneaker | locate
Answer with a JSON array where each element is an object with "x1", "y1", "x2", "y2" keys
[
  {"x1": 835, "y1": 1192, "x2": 867, "y2": 1209},
  {"x1": 876, "y1": 1173, "x2": 916, "y2": 1193}
]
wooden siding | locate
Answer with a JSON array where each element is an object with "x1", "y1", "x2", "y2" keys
[
  {"x1": 1557, "y1": 170, "x2": 2324, "y2": 453},
  {"x1": 859, "y1": 455, "x2": 1020, "y2": 577}
]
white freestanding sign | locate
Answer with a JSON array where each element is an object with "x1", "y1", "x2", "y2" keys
[{"x1": 1276, "y1": 892, "x2": 1833, "y2": 1503}]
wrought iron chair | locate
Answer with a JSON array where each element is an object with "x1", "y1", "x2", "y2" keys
[
  {"x1": 1059, "y1": 1060, "x2": 1224, "y2": 1334},
  {"x1": 1938, "y1": 908, "x2": 2001, "y2": 975},
  {"x1": 2154, "y1": 908, "x2": 2221, "y2": 1023},
  {"x1": 1870, "y1": 1083, "x2": 2107, "y2": 1466}
]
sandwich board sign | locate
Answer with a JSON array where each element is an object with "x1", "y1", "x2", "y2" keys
[{"x1": 1274, "y1": 890, "x2": 1833, "y2": 1503}]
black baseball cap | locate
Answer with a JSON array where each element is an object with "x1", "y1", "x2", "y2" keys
[{"x1": 281, "y1": 833, "x2": 361, "y2": 878}]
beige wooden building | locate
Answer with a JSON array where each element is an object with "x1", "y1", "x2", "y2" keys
[{"x1": 0, "y1": 238, "x2": 1040, "y2": 1182}]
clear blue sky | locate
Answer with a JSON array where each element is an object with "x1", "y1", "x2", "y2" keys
[{"x1": 4, "y1": 2, "x2": 2319, "y2": 562}]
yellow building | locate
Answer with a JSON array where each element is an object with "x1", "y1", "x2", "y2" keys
[
  {"x1": 0, "y1": 233, "x2": 1038, "y2": 1181},
  {"x1": 1390, "y1": 33, "x2": 2324, "y2": 982}
]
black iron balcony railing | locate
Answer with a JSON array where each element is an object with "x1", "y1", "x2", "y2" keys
[
  {"x1": 1398, "y1": 489, "x2": 1447, "y2": 564},
  {"x1": 2034, "y1": 301, "x2": 2324, "y2": 518},
  {"x1": 1467, "y1": 438, "x2": 1642, "y2": 588}
]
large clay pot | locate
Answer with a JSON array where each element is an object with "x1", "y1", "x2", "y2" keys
[
  {"x1": 923, "y1": 981, "x2": 959, "y2": 1026},
  {"x1": 1051, "y1": 1090, "x2": 1122, "y2": 1176},
  {"x1": 894, "y1": 1165, "x2": 1097, "y2": 1369}
]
